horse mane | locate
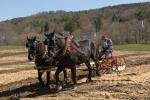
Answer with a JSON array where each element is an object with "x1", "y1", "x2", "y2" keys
[{"x1": 57, "y1": 32, "x2": 64, "y2": 36}]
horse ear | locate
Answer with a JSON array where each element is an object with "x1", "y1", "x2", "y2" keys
[
  {"x1": 44, "y1": 33, "x2": 48, "y2": 37},
  {"x1": 27, "y1": 37, "x2": 29, "y2": 41},
  {"x1": 53, "y1": 29, "x2": 56, "y2": 33},
  {"x1": 51, "y1": 31, "x2": 55, "y2": 36},
  {"x1": 33, "y1": 36, "x2": 36, "y2": 41}
]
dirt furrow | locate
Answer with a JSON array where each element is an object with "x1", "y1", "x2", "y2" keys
[
  {"x1": 0, "y1": 67, "x2": 34, "y2": 74},
  {"x1": 0, "y1": 50, "x2": 150, "y2": 99},
  {"x1": 0, "y1": 60, "x2": 30, "y2": 66},
  {"x1": 0, "y1": 51, "x2": 27, "y2": 58}
]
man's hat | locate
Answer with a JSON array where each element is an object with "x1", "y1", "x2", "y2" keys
[{"x1": 101, "y1": 33, "x2": 107, "y2": 40}]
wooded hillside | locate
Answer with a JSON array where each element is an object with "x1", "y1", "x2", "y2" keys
[{"x1": 0, "y1": 2, "x2": 150, "y2": 45}]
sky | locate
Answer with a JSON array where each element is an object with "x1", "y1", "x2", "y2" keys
[{"x1": 0, "y1": 0, "x2": 149, "y2": 21}]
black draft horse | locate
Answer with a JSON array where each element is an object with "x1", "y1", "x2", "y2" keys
[
  {"x1": 26, "y1": 36, "x2": 36, "y2": 61},
  {"x1": 45, "y1": 32, "x2": 100, "y2": 91},
  {"x1": 34, "y1": 40, "x2": 67, "y2": 87}
]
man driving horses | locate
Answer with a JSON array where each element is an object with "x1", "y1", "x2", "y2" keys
[{"x1": 100, "y1": 33, "x2": 113, "y2": 59}]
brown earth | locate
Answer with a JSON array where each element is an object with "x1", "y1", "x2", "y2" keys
[{"x1": 0, "y1": 49, "x2": 150, "y2": 100}]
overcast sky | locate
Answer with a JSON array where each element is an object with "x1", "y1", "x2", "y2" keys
[{"x1": 0, "y1": 0, "x2": 149, "y2": 21}]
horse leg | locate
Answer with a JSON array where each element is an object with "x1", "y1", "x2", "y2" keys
[
  {"x1": 37, "y1": 70, "x2": 45, "y2": 87},
  {"x1": 55, "y1": 67, "x2": 62, "y2": 84},
  {"x1": 91, "y1": 47, "x2": 100, "y2": 76},
  {"x1": 28, "y1": 53, "x2": 32, "y2": 61},
  {"x1": 32, "y1": 53, "x2": 34, "y2": 60},
  {"x1": 85, "y1": 61, "x2": 93, "y2": 82},
  {"x1": 46, "y1": 71, "x2": 50, "y2": 87},
  {"x1": 71, "y1": 66, "x2": 77, "y2": 85},
  {"x1": 94, "y1": 60, "x2": 101, "y2": 76},
  {"x1": 63, "y1": 69, "x2": 67, "y2": 83},
  {"x1": 55, "y1": 67, "x2": 63, "y2": 91}
]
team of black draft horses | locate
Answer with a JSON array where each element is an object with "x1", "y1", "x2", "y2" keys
[{"x1": 26, "y1": 31, "x2": 101, "y2": 91}]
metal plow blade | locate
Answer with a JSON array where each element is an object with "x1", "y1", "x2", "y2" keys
[
  {"x1": 117, "y1": 65, "x2": 126, "y2": 71},
  {"x1": 112, "y1": 64, "x2": 126, "y2": 71}
]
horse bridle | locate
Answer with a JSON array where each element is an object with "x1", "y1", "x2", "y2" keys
[
  {"x1": 27, "y1": 41, "x2": 36, "y2": 53},
  {"x1": 47, "y1": 33, "x2": 68, "y2": 59}
]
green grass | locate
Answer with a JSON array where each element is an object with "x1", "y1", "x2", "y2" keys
[
  {"x1": 0, "y1": 45, "x2": 25, "y2": 50},
  {"x1": 0, "y1": 44, "x2": 150, "y2": 51},
  {"x1": 113, "y1": 44, "x2": 150, "y2": 51}
]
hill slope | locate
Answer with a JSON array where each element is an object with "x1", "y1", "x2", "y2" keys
[{"x1": 0, "y1": 2, "x2": 150, "y2": 45}]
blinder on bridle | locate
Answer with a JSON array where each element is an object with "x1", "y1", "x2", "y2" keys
[
  {"x1": 26, "y1": 36, "x2": 36, "y2": 47},
  {"x1": 26, "y1": 36, "x2": 37, "y2": 61},
  {"x1": 26, "y1": 37, "x2": 36, "y2": 51},
  {"x1": 45, "y1": 32, "x2": 56, "y2": 56}
]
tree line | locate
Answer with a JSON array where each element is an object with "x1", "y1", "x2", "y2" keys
[{"x1": 0, "y1": 2, "x2": 150, "y2": 45}]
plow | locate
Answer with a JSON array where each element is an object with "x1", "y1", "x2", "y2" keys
[{"x1": 80, "y1": 55, "x2": 126, "y2": 74}]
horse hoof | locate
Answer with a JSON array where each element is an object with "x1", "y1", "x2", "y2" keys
[
  {"x1": 45, "y1": 85, "x2": 50, "y2": 88},
  {"x1": 89, "y1": 80, "x2": 93, "y2": 82},
  {"x1": 63, "y1": 80, "x2": 67, "y2": 85},
  {"x1": 56, "y1": 85, "x2": 62, "y2": 92},
  {"x1": 86, "y1": 79, "x2": 93, "y2": 82},
  {"x1": 40, "y1": 84, "x2": 46, "y2": 88},
  {"x1": 72, "y1": 85, "x2": 77, "y2": 90},
  {"x1": 96, "y1": 73, "x2": 101, "y2": 76},
  {"x1": 71, "y1": 84, "x2": 77, "y2": 90}
]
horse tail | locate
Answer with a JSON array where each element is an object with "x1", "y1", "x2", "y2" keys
[{"x1": 90, "y1": 41, "x2": 96, "y2": 60}]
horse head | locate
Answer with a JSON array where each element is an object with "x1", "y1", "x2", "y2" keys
[
  {"x1": 35, "y1": 41, "x2": 45, "y2": 57},
  {"x1": 26, "y1": 36, "x2": 36, "y2": 61},
  {"x1": 44, "y1": 32, "x2": 68, "y2": 59},
  {"x1": 34, "y1": 40, "x2": 54, "y2": 67}
]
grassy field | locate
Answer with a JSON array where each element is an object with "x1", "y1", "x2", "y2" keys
[
  {"x1": 0, "y1": 45, "x2": 25, "y2": 50},
  {"x1": 114, "y1": 44, "x2": 150, "y2": 51},
  {"x1": 0, "y1": 44, "x2": 150, "y2": 51}
]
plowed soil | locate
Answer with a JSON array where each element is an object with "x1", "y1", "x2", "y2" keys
[{"x1": 0, "y1": 49, "x2": 150, "y2": 100}]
